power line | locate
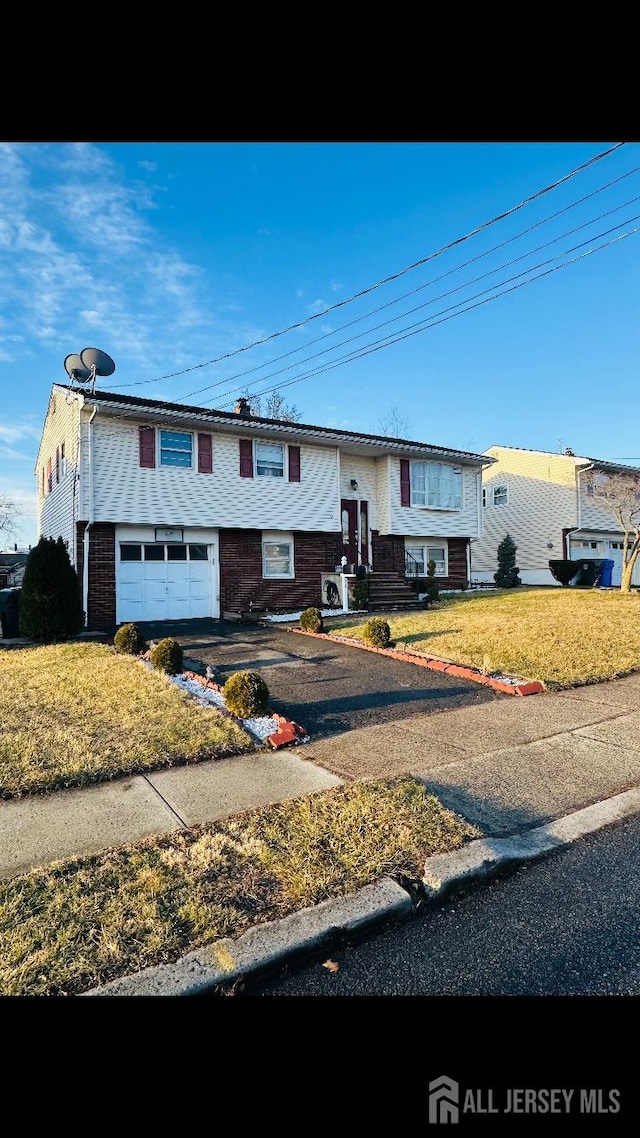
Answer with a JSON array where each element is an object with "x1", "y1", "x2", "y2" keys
[
  {"x1": 179, "y1": 161, "x2": 640, "y2": 403},
  {"x1": 111, "y1": 143, "x2": 625, "y2": 390},
  {"x1": 192, "y1": 198, "x2": 640, "y2": 407},
  {"x1": 216, "y1": 226, "x2": 639, "y2": 409}
]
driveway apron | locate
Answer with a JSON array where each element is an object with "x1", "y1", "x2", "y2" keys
[{"x1": 137, "y1": 618, "x2": 500, "y2": 739}]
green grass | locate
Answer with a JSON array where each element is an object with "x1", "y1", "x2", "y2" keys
[
  {"x1": 331, "y1": 587, "x2": 640, "y2": 688},
  {"x1": 0, "y1": 643, "x2": 254, "y2": 798},
  {"x1": 0, "y1": 778, "x2": 478, "y2": 995}
]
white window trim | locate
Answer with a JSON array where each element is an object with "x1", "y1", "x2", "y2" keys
[
  {"x1": 262, "y1": 531, "x2": 295, "y2": 579},
  {"x1": 254, "y1": 440, "x2": 287, "y2": 479},
  {"x1": 409, "y1": 462, "x2": 463, "y2": 511},
  {"x1": 404, "y1": 539, "x2": 449, "y2": 577},
  {"x1": 492, "y1": 484, "x2": 509, "y2": 507},
  {"x1": 159, "y1": 428, "x2": 194, "y2": 469}
]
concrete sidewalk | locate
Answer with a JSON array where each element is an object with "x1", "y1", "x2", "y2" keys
[{"x1": 2, "y1": 670, "x2": 639, "y2": 883}]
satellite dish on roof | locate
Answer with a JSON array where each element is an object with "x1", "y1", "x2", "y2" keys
[
  {"x1": 63, "y1": 347, "x2": 116, "y2": 393},
  {"x1": 80, "y1": 347, "x2": 116, "y2": 377},
  {"x1": 64, "y1": 353, "x2": 92, "y2": 384}
]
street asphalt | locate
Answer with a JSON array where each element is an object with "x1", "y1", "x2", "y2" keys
[{"x1": 2, "y1": 616, "x2": 640, "y2": 996}]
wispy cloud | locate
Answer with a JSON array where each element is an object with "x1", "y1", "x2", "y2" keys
[{"x1": 306, "y1": 299, "x2": 329, "y2": 315}]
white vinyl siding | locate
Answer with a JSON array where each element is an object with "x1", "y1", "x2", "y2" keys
[
  {"x1": 410, "y1": 462, "x2": 462, "y2": 510},
  {"x1": 262, "y1": 532, "x2": 294, "y2": 578},
  {"x1": 85, "y1": 418, "x2": 340, "y2": 532},
  {"x1": 37, "y1": 387, "x2": 80, "y2": 561}
]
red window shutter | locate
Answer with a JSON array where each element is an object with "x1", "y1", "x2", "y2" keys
[
  {"x1": 46, "y1": 457, "x2": 52, "y2": 493},
  {"x1": 139, "y1": 426, "x2": 155, "y2": 468},
  {"x1": 400, "y1": 459, "x2": 411, "y2": 506},
  {"x1": 288, "y1": 445, "x2": 301, "y2": 482},
  {"x1": 55, "y1": 447, "x2": 60, "y2": 483},
  {"x1": 239, "y1": 438, "x2": 254, "y2": 478},
  {"x1": 198, "y1": 433, "x2": 212, "y2": 474}
]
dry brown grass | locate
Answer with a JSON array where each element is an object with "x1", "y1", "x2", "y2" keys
[
  {"x1": 0, "y1": 643, "x2": 254, "y2": 798},
  {"x1": 0, "y1": 778, "x2": 478, "y2": 995},
  {"x1": 332, "y1": 587, "x2": 640, "y2": 688}
]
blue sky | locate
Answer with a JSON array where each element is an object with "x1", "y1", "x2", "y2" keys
[{"x1": 1, "y1": 140, "x2": 639, "y2": 548}]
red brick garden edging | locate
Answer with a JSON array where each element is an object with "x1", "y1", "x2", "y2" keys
[
  {"x1": 180, "y1": 669, "x2": 309, "y2": 747},
  {"x1": 289, "y1": 630, "x2": 544, "y2": 696}
]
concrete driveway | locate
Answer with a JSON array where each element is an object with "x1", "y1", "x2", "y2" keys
[{"x1": 137, "y1": 617, "x2": 500, "y2": 739}]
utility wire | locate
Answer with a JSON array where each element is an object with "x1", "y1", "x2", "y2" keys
[
  {"x1": 110, "y1": 143, "x2": 625, "y2": 390},
  {"x1": 180, "y1": 161, "x2": 640, "y2": 402},
  {"x1": 215, "y1": 227, "x2": 638, "y2": 409},
  {"x1": 190, "y1": 197, "x2": 640, "y2": 407}
]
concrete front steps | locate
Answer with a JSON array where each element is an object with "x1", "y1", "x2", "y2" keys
[{"x1": 366, "y1": 571, "x2": 422, "y2": 611}]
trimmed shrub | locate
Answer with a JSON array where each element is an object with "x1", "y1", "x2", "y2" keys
[
  {"x1": 362, "y1": 617, "x2": 391, "y2": 648},
  {"x1": 18, "y1": 536, "x2": 84, "y2": 643},
  {"x1": 300, "y1": 607, "x2": 324, "y2": 633},
  {"x1": 113, "y1": 622, "x2": 146, "y2": 655},
  {"x1": 422, "y1": 559, "x2": 440, "y2": 608},
  {"x1": 150, "y1": 637, "x2": 184, "y2": 675},
  {"x1": 494, "y1": 533, "x2": 522, "y2": 588},
  {"x1": 352, "y1": 578, "x2": 369, "y2": 609},
  {"x1": 223, "y1": 670, "x2": 270, "y2": 718}
]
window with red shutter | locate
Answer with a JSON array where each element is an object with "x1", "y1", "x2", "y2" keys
[
  {"x1": 198, "y1": 433, "x2": 212, "y2": 474},
  {"x1": 400, "y1": 459, "x2": 411, "y2": 507},
  {"x1": 288, "y1": 445, "x2": 301, "y2": 482},
  {"x1": 139, "y1": 426, "x2": 156, "y2": 468},
  {"x1": 239, "y1": 439, "x2": 254, "y2": 478},
  {"x1": 46, "y1": 458, "x2": 52, "y2": 494}
]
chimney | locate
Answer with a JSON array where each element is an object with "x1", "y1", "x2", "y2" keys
[
  {"x1": 234, "y1": 397, "x2": 251, "y2": 416},
  {"x1": 564, "y1": 447, "x2": 575, "y2": 456}
]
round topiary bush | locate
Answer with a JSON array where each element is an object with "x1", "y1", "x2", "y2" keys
[
  {"x1": 300, "y1": 606, "x2": 324, "y2": 633},
  {"x1": 362, "y1": 617, "x2": 391, "y2": 648},
  {"x1": 113, "y1": 622, "x2": 147, "y2": 655},
  {"x1": 150, "y1": 637, "x2": 184, "y2": 675},
  {"x1": 223, "y1": 670, "x2": 270, "y2": 718}
]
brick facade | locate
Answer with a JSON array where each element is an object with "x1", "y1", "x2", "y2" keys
[
  {"x1": 219, "y1": 529, "x2": 343, "y2": 613},
  {"x1": 371, "y1": 533, "x2": 469, "y2": 588},
  {"x1": 76, "y1": 521, "x2": 116, "y2": 631}
]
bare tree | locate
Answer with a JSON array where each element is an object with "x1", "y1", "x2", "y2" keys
[
  {"x1": 583, "y1": 468, "x2": 640, "y2": 592},
  {"x1": 0, "y1": 495, "x2": 20, "y2": 544},
  {"x1": 241, "y1": 387, "x2": 302, "y2": 422},
  {"x1": 378, "y1": 406, "x2": 411, "y2": 439}
]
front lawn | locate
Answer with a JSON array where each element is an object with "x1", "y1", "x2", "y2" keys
[
  {"x1": 0, "y1": 643, "x2": 254, "y2": 798},
  {"x1": 0, "y1": 778, "x2": 478, "y2": 995},
  {"x1": 332, "y1": 588, "x2": 640, "y2": 689}
]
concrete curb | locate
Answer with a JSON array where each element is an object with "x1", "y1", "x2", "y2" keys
[
  {"x1": 422, "y1": 785, "x2": 640, "y2": 897},
  {"x1": 289, "y1": 627, "x2": 544, "y2": 696},
  {"x1": 83, "y1": 877, "x2": 412, "y2": 996}
]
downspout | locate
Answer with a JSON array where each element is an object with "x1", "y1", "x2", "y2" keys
[
  {"x1": 564, "y1": 463, "x2": 593, "y2": 555},
  {"x1": 82, "y1": 405, "x2": 98, "y2": 626}
]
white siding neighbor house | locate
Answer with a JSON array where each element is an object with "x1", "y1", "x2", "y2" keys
[
  {"x1": 471, "y1": 445, "x2": 640, "y2": 587},
  {"x1": 35, "y1": 384, "x2": 494, "y2": 631}
]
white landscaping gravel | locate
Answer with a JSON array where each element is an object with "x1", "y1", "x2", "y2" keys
[{"x1": 170, "y1": 674, "x2": 279, "y2": 740}]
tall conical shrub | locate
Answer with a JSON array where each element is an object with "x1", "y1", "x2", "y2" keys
[
  {"x1": 18, "y1": 536, "x2": 84, "y2": 642},
  {"x1": 494, "y1": 533, "x2": 522, "y2": 588}
]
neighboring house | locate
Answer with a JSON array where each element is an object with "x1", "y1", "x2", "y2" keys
[
  {"x1": 471, "y1": 445, "x2": 640, "y2": 587},
  {"x1": 0, "y1": 552, "x2": 28, "y2": 588},
  {"x1": 35, "y1": 385, "x2": 494, "y2": 631}
]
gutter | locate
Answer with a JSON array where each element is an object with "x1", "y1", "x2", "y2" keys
[{"x1": 82, "y1": 404, "x2": 98, "y2": 626}]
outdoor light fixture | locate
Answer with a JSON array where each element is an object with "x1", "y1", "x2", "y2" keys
[{"x1": 350, "y1": 479, "x2": 358, "y2": 490}]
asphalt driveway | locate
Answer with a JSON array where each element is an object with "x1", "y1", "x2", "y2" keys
[{"x1": 138, "y1": 618, "x2": 500, "y2": 739}]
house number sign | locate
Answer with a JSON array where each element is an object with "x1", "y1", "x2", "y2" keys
[{"x1": 155, "y1": 527, "x2": 183, "y2": 542}]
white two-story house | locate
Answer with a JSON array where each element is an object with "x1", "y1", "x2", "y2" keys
[
  {"x1": 471, "y1": 445, "x2": 640, "y2": 587},
  {"x1": 35, "y1": 384, "x2": 494, "y2": 631}
]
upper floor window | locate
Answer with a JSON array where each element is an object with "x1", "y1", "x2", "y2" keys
[
  {"x1": 492, "y1": 484, "x2": 508, "y2": 507},
  {"x1": 256, "y1": 442, "x2": 284, "y2": 478},
  {"x1": 160, "y1": 430, "x2": 192, "y2": 468},
  {"x1": 410, "y1": 462, "x2": 462, "y2": 510},
  {"x1": 482, "y1": 488, "x2": 487, "y2": 507}
]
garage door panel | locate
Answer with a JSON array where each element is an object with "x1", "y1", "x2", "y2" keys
[{"x1": 117, "y1": 541, "x2": 215, "y2": 622}]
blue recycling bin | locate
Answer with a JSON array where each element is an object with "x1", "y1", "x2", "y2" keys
[{"x1": 599, "y1": 559, "x2": 614, "y2": 587}]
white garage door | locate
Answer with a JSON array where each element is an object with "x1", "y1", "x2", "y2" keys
[{"x1": 116, "y1": 542, "x2": 213, "y2": 622}]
